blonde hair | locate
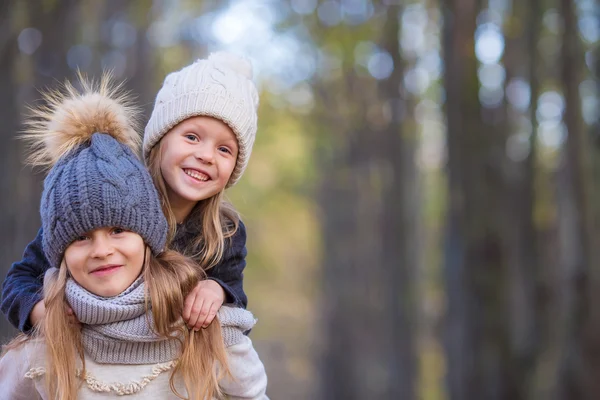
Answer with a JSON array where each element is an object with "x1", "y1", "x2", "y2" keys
[
  {"x1": 2, "y1": 250, "x2": 229, "y2": 400},
  {"x1": 147, "y1": 141, "x2": 240, "y2": 270},
  {"x1": 144, "y1": 249, "x2": 230, "y2": 399}
]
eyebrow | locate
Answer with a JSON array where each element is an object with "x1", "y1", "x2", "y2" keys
[{"x1": 221, "y1": 137, "x2": 238, "y2": 146}]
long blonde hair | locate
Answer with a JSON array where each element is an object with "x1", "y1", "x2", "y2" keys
[
  {"x1": 144, "y1": 249, "x2": 230, "y2": 399},
  {"x1": 147, "y1": 142, "x2": 240, "y2": 270},
  {"x1": 3, "y1": 250, "x2": 229, "y2": 400}
]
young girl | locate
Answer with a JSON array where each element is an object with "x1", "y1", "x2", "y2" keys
[
  {"x1": 1, "y1": 51, "x2": 259, "y2": 332},
  {"x1": 0, "y1": 76, "x2": 267, "y2": 399}
]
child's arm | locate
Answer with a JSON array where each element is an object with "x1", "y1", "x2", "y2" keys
[
  {"x1": 206, "y1": 220, "x2": 248, "y2": 308},
  {"x1": 218, "y1": 306, "x2": 269, "y2": 399},
  {"x1": 1, "y1": 228, "x2": 49, "y2": 332},
  {"x1": 221, "y1": 335, "x2": 269, "y2": 399},
  {"x1": 184, "y1": 220, "x2": 249, "y2": 330},
  {"x1": 0, "y1": 344, "x2": 41, "y2": 400}
]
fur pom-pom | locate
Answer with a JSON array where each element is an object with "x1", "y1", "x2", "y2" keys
[
  {"x1": 208, "y1": 51, "x2": 253, "y2": 80},
  {"x1": 22, "y1": 72, "x2": 141, "y2": 168}
]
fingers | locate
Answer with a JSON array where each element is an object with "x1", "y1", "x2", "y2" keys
[
  {"x1": 201, "y1": 303, "x2": 219, "y2": 329},
  {"x1": 187, "y1": 298, "x2": 205, "y2": 331},
  {"x1": 183, "y1": 284, "x2": 201, "y2": 322},
  {"x1": 183, "y1": 293, "x2": 195, "y2": 322},
  {"x1": 68, "y1": 314, "x2": 81, "y2": 327},
  {"x1": 66, "y1": 308, "x2": 80, "y2": 326},
  {"x1": 182, "y1": 281, "x2": 224, "y2": 331},
  {"x1": 193, "y1": 300, "x2": 212, "y2": 331}
]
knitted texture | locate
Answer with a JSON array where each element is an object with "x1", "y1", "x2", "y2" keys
[
  {"x1": 218, "y1": 305, "x2": 256, "y2": 347},
  {"x1": 64, "y1": 273, "x2": 257, "y2": 364},
  {"x1": 143, "y1": 51, "x2": 259, "y2": 187},
  {"x1": 41, "y1": 133, "x2": 167, "y2": 268},
  {"x1": 65, "y1": 276, "x2": 181, "y2": 364}
]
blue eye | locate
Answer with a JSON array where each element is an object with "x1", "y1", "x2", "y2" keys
[
  {"x1": 112, "y1": 227, "x2": 126, "y2": 235},
  {"x1": 184, "y1": 134, "x2": 199, "y2": 142},
  {"x1": 218, "y1": 146, "x2": 232, "y2": 155}
]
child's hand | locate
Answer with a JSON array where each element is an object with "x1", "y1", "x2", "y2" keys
[
  {"x1": 183, "y1": 280, "x2": 225, "y2": 331},
  {"x1": 29, "y1": 300, "x2": 46, "y2": 327},
  {"x1": 66, "y1": 305, "x2": 81, "y2": 327},
  {"x1": 30, "y1": 300, "x2": 80, "y2": 327}
]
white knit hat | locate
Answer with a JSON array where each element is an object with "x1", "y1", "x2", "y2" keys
[{"x1": 144, "y1": 52, "x2": 259, "y2": 187}]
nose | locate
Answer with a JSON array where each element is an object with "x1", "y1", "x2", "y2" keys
[
  {"x1": 90, "y1": 235, "x2": 114, "y2": 259},
  {"x1": 195, "y1": 142, "x2": 215, "y2": 164}
]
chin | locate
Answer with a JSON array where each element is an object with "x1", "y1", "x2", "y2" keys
[
  {"x1": 95, "y1": 287, "x2": 122, "y2": 297},
  {"x1": 180, "y1": 190, "x2": 213, "y2": 203}
]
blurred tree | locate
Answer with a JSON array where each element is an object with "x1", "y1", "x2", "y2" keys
[
  {"x1": 0, "y1": 0, "x2": 20, "y2": 341},
  {"x1": 441, "y1": 0, "x2": 511, "y2": 398},
  {"x1": 502, "y1": 0, "x2": 542, "y2": 398},
  {"x1": 556, "y1": 0, "x2": 600, "y2": 398},
  {"x1": 377, "y1": 3, "x2": 419, "y2": 399},
  {"x1": 0, "y1": 0, "x2": 80, "y2": 340},
  {"x1": 317, "y1": 3, "x2": 418, "y2": 399},
  {"x1": 2, "y1": 1, "x2": 600, "y2": 398}
]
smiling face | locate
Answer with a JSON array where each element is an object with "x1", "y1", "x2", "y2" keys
[
  {"x1": 63, "y1": 227, "x2": 146, "y2": 297},
  {"x1": 158, "y1": 116, "x2": 239, "y2": 221}
]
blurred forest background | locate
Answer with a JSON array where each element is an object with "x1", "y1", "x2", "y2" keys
[{"x1": 0, "y1": 0, "x2": 599, "y2": 399}]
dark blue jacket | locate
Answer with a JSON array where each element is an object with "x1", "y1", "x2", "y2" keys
[{"x1": 1, "y1": 221, "x2": 248, "y2": 332}]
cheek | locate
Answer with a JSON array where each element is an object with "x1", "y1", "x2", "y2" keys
[
  {"x1": 224, "y1": 159, "x2": 237, "y2": 179},
  {"x1": 125, "y1": 241, "x2": 146, "y2": 272},
  {"x1": 159, "y1": 150, "x2": 171, "y2": 173},
  {"x1": 63, "y1": 248, "x2": 85, "y2": 276},
  {"x1": 159, "y1": 140, "x2": 177, "y2": 169},
  {"x1": 131, "y1": 251, "x2": 145, "y2": 272}
]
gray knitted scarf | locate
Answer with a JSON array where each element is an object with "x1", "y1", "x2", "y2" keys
[{"x1": 65, "y1": 277, "x2": 181, "y2": 365}]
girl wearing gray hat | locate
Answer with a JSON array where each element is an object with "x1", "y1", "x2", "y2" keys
[
  {"x1": 0, "y1": 75, "x2": 268, "y2": 399},
  {"x1": 2, "y1": 51, "x2": 258, "y2": 340}
]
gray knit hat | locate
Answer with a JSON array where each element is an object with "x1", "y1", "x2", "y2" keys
[
  {"x1": 25, "y1": 74, "x2": 168, "y2": 268},
  {"x1": 143, "y1": 51, "x2": 259, "y2": 187}
]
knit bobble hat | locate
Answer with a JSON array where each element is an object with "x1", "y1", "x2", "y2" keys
[
  {"x1": 24, "y1": 74, "x2": 168, "y2": 268},
  {"x1": 143, "y1": 51, "x2": 259, "y2": 187}
]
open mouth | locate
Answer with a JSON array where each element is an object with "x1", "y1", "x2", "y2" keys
[{"x1": 183, "y1": 168, "x2": 210, "y2": 182}]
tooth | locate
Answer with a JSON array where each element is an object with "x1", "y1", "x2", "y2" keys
[{"x1": 185, "y1": 169, "x2": 208, "y2": 181}]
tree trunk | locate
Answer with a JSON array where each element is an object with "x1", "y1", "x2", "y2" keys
[
  {"x1": 442, "y1": 0, "x2": 511, "y2": 398},
  {"x1": 0, "y1": 0, "x2": 20, "y2": 342},
  {"x1": 556, "y1": 0, "x2": 600, "y2": 398},
  {"x1": 0, "y1": 0, "x2": 80, "y2": 341},
  {"x1": 502, "y1": 0, "x2": 542, "y2": 398},
  {"x1": 319, "y1": 5, "x2": 418, "y2": 398},
  {"x1": 378, "y1": 4, "x2": 418, "y2": 399}
]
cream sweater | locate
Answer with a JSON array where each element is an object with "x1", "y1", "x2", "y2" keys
[{"x1": 0, "y1": 327, "x2": 268, "y2": 399}]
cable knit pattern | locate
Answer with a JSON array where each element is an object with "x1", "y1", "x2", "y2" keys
[
  {"x1": 41, "y1": 133, "x2": 167, "y2": 269},
  {"x1": 144, "y1": 52, "x2": 259, "y2": 187},
  {"x1": 65, "y1": 276, "x2": 181, "y2": 364}
]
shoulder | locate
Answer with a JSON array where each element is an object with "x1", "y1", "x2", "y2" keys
[
  {"x1": 1, "y1": 338, "x2": 45, "y2": 367},
  {"x1": 218, "y1": 305, "x2": 255, "y2": 329},
  {"x1": 218, "y1": 306, "x2": 256, "y2": 347},
  {"x1": 229, "y1": 219, "x2": 246, "y2": 247},
  {"x1": 0, "y1": 339, "x2": 46, "y2": 398},
  {"x1": 220, "y1": 334, "x2": 269, "y2": 399}
]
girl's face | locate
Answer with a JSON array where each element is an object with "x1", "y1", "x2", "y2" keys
[
  {"x1": 159, "y1": 116, "x2": 238, "y2": 218},
  {"x1": 63, "y1": 227, "x2": 145, "y2": 297}
]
